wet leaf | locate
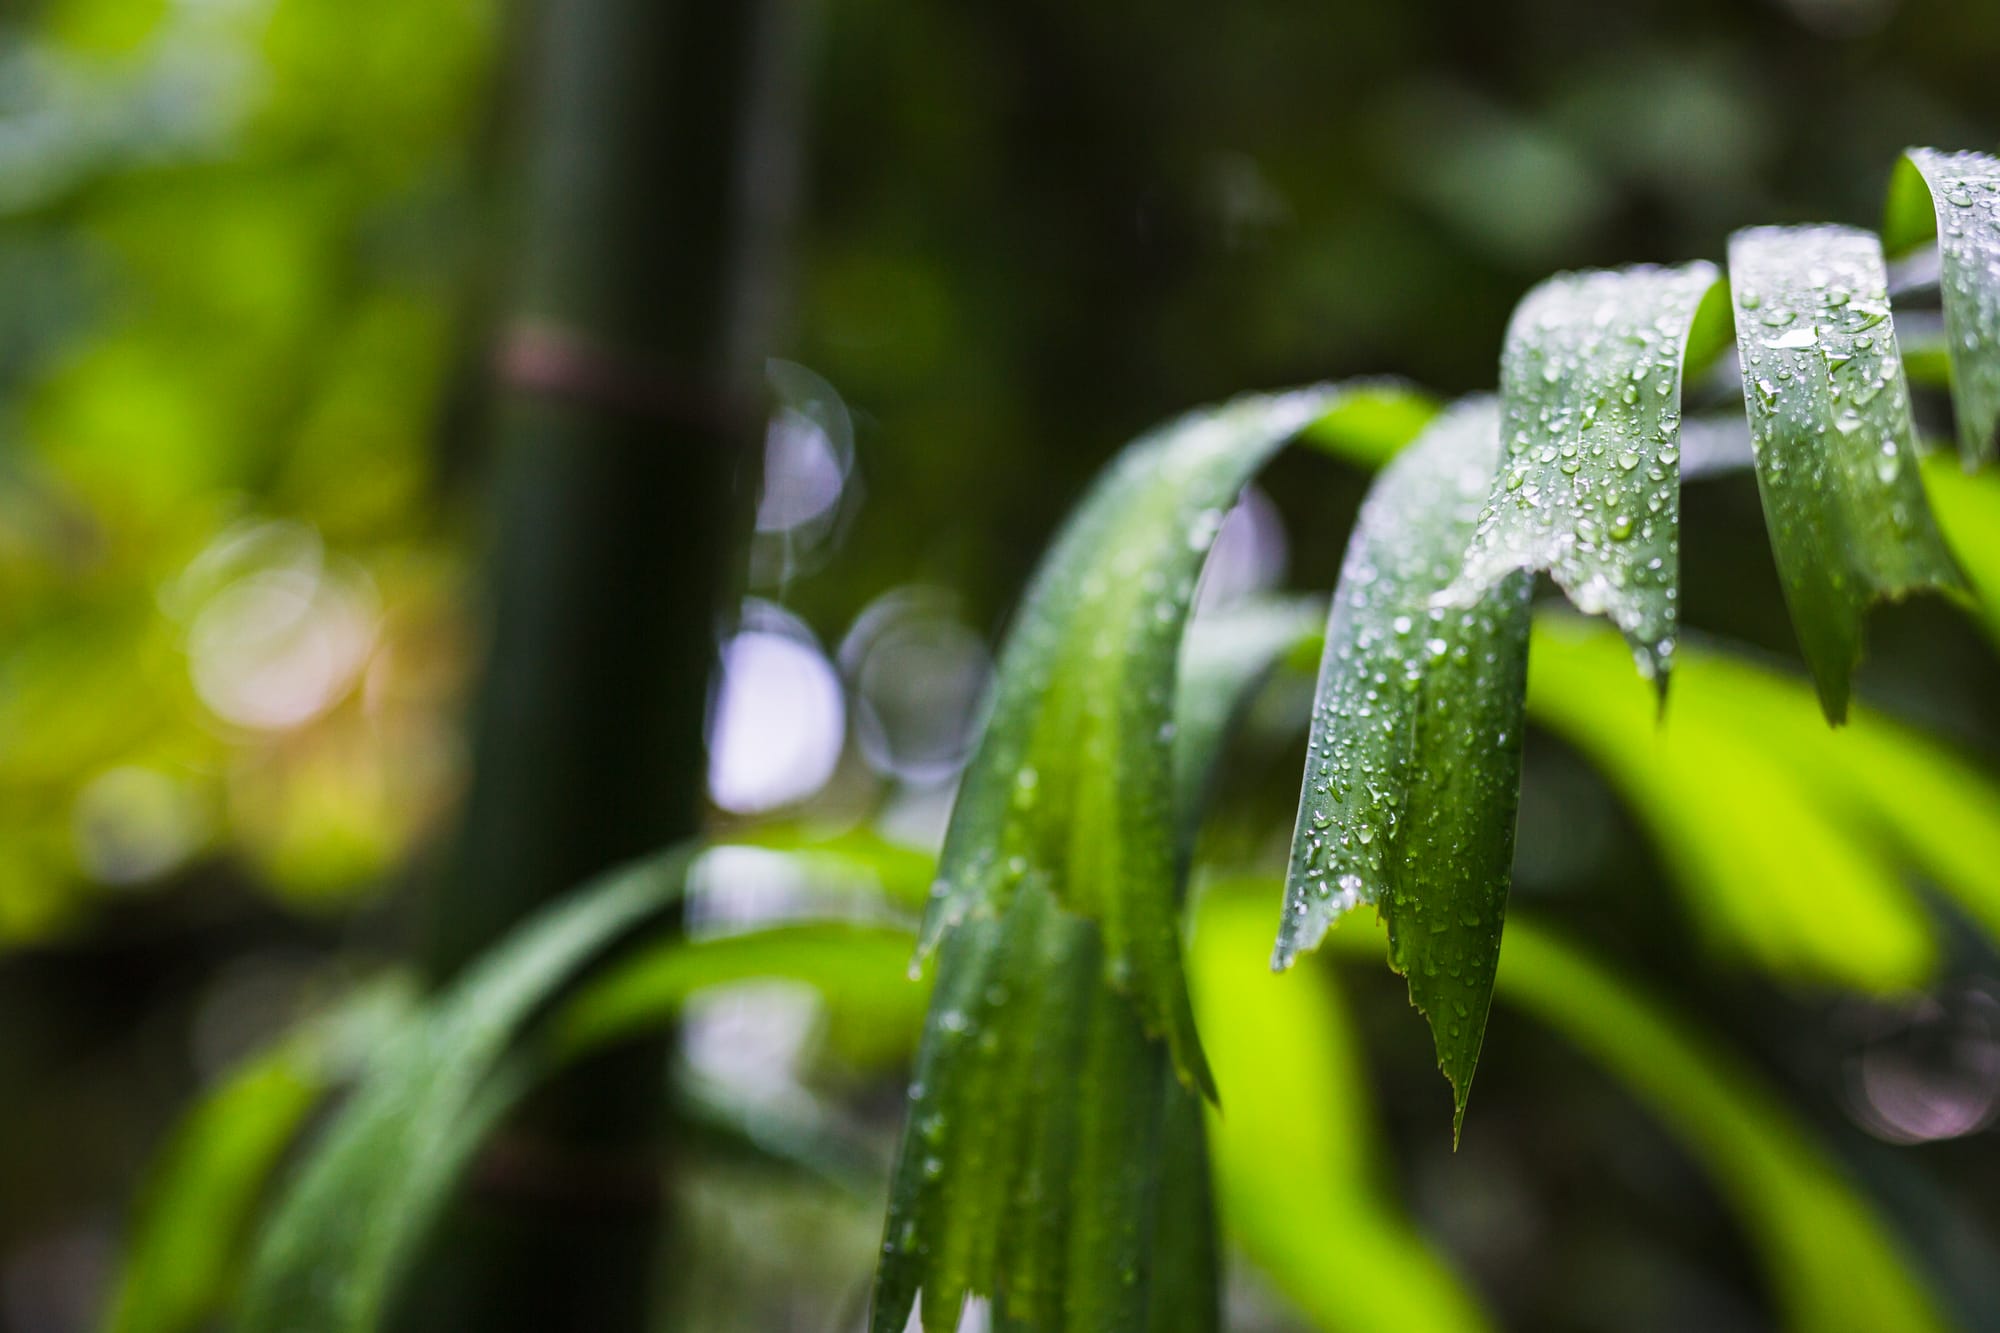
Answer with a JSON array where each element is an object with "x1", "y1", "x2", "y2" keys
[
  {"x1": 1726, "y1": 224, "x2": 1962, "y2": 722},
  {"x1": 1886, "y1": 148, "x2": 2000, "y2": 467},
  {"x1": 1453, "y1": 263, "x2": 1722, "y2": 690},
  {"x1": 918, "y1": 387, "x2": 1339, "y2": 1098},
  {"x1": 236, "y1": 847, "x2": 691, "y2": 1333},
  {"x1": 1280, "y1": 399, "x2": 1531, "y2": 1133},
  {"x1": 872, "y1": 592, "x2": 1317, "y2": 1333}
]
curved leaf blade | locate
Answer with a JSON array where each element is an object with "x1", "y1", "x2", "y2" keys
[
  {"x1": 1280, "y1": 398, "x2": 1531, "y2": 1131},
  {"x1": 872, "y1": 588, "x2": 1318, "y2": 1333},
  {"x1": 1727, "y1": 224, "x2": 1962, "y2": 722},
  {"x1": 919, "y1": 387, "x2": 1340, "y2": 1097},
  {"x1": 1454, "y1": 263, "x2": 1721, "y2": 689},
  {"x1": 1887, "y1": 148, "x2": 2000, "y2": 467},
  {"x1": 236, "y1": 848, "x2": 692, "y2": 1333}
]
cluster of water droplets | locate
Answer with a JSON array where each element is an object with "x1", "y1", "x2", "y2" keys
[
  {"x1": 1725, "y1": 223, "x2": 1959, "y2": 719},
  {"x1": 1908, "y1": 148, "x2": 2000, "y2": 467},
  {"x1": 1450, "y1": 263, "x2": 1714, "y2": 688},
  {"x1": 1277, "y1": 399, "x2": 1523, "y2": 967}
]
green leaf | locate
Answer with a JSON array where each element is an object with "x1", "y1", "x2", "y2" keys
[
  {"x1": 1193, "y1": 886, "x2": 1492, "y2": 1333},
  {"x1": 1173, "y1": 597, "x2": 1325, "y2": 835},
  {"x1": 1495, "y1": 922, "x2": 1949, "y2": 1333},
  {"x1": 1280, "y1": 398, "x2": 1531, "y2": 1134},
  {"x1": 1526, "y1": 615, "x2": 1939, "y2": 990},
  {"x1": 1886, "y1": 148, "x2": 2000, "y2": 467},
  {"x1": 918, "y1": 387, "x2": 1340, "y2": 1098},
  {"x1": 1295, "y1": 379, "x2": 1441, "y2": 470},
  {"x1": 235, "y1": 847, "x2": 692, "y2": 1333},
  {"x1": 1921, "y1": 450, "x2": 2000, "y2": 648},
  {"x1": 1726, "y1": 224, "x2": 1963, "y2": 722},
  {"x1": 553, "y1": 920, "x2": 923, "y2": 1058},
  {"x1": 1454, "y1": 263, "x2": 1723, "y2": 690},
  {"x1": 103, "y1": 982, "x2": 415, "y2": 1333},
  {"x1": 873, "y1": 579, "x2": 1319, "y2": 1333}
]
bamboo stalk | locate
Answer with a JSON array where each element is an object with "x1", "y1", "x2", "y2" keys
[{"x1": 405, "y1": 1, "x2": 804, "y2": 1326}]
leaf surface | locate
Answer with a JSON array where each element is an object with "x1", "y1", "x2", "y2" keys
[
  {"x1": 918, "y1": 389, "x2": 1342, "y2": 1098},
  {"x1": 1280, "y1": 398, "x2": 1531, "y2": 1132},
  {"x1": 872, "y1": 592, "x2": 1316, "y2": 1333},
  {"x1": 1726, "y1": 224, "x2": 1962, "y2": 721},
  {"x1": 1454, "y1": 263, "x2": 1722, "y2": 689},
  {"x1": 1886, "y1": 148, "x2": 2000, "y2": 466}
]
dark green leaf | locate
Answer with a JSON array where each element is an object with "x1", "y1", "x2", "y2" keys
[
  {"x1": 919, "y1": 389, "x2": 1341, "y2": 1099},
  {"x1": 1726, "y1": 224, "x2": 1962, "y2": 722},
  {"x1": 873, "y1": 577, "x2": 1319, "y2": 1333},
  {"x1": 1280, "y1": 398, "x2": 1531, "y2": 1134},
  {"x1": 236, "y1": 847, "x2": 691, "y2": 1333},
  {"x1": 1454, "y1": 263, "x2": 1722, "y2": 690},
  {"x1": 1886, "y1": 149, "x2": 2000, "y2": 467}
]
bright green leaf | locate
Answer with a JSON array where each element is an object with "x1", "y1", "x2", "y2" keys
[
  {"x1": 553, "y1": 921, "x2": 923, "y2": 1058},
  {"x1": 1886, "y1": 148, "x2": 2000, "y2": 467},
  {"x1": 1194, "y1": 886, "x2": 1491, "y2": 1333},
  {"x1": 1455, "y1": 263, "x2": 1721, "y2": 690},
  {"x1": 1296, "y1": 379, "x2": 1441, "y2": 470},
  {"x1": 1281, "y1": 398, "x2": 1531, "y2": 1133},
  {"x1": 1726, "y1": 224, "x2": 1962, "y2": 722},
  {"x1": 1526, "y1": 615, "x2": 1937, "y2": 989},
  {"x1": 1921, "y1": 451, "x2": 2000, "y2": 647}
]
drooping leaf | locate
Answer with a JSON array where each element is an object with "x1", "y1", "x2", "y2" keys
[
  {"x1": 236, "y1": 847, "x2": 692, "y2": 1333},
  {"x1": 1453, "y1": 263, "x2": 1724, "y2": 689},
  {"x1": 872, "y1": 588, "x2": 1321, "y2": 1333},
  {"x1": 1280, "y1": 398, "x2": 1531, "y2": 1132},
  {"x1": 918, "y1": 388, "x2": 1342, "y2": 1098},
  {"x1": 1885, "y1": 148, "x2": 2000, "y2": 467},
  {"x1": 1726, "y1": 224, "x2": 1963, "y2": 722},
  {"x1": 103, "y1": 982, "x2": 415, "y2": 1333},
  {"x1": 1526, "y1": 615, "x2": 1938, "y2": 989},
  {"x1": 1193, "y1": 886, "x2": 1492, "y2": 1333}
]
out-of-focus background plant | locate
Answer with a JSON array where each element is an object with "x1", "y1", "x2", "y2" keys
[{"x1": 4, "y1": 0, "x2": 2000, "y2": 1330}]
